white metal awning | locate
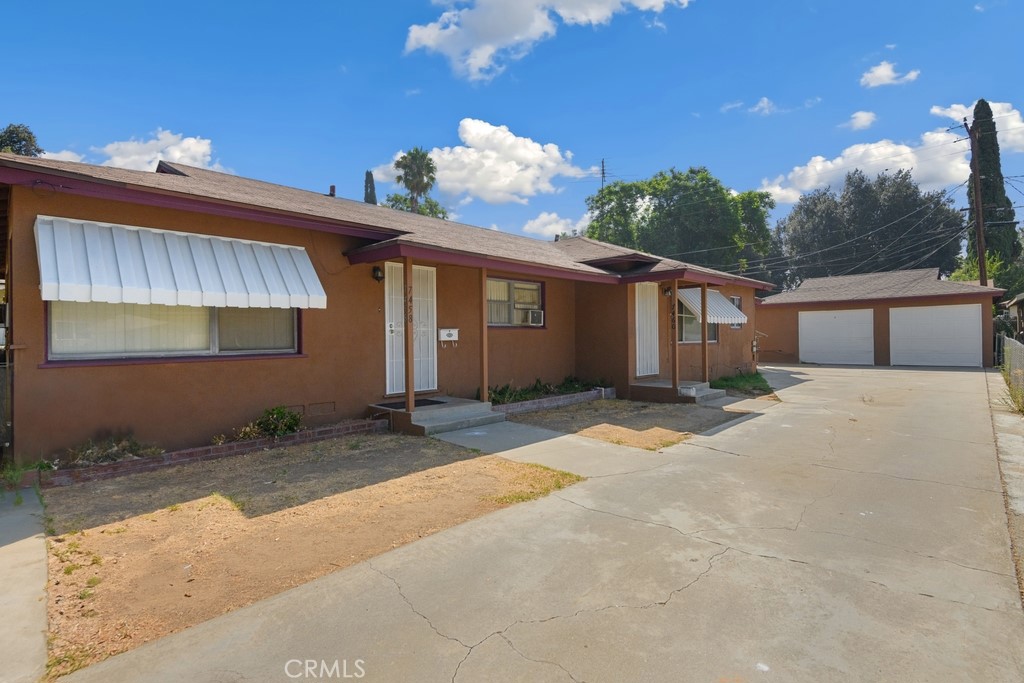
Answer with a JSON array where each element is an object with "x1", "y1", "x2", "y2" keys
[
  {"x1": 677, "y1": 288, "x2": 747, "y2": 325},
  {"x1": 34, "y1": 216, "x2": 327, "y2": 309}
]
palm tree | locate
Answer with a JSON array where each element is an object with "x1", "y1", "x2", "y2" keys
[{"x1": 393, "y1": 147, "x2": 437, "y2": 213}]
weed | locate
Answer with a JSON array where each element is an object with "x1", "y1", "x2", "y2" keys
[
  {"x1": 90, "y1": 554, "x2": 103, "y2": 566},
  {"x1": 709, "y1": 371, "x2": 774, "y2": 396},
  {"x1": 86, "y1": 576, "x2": 102, "y2": 588},
  {"x1": 63, "y1": 563, "x2": 82, "y2": 575},
  {"x1": 166, "y1": 503, "x2": 180, "y2": 512},
  {"x1": 63, "y1": 434, "x2": 163, "y2": 468},
  {"x1": 77, "y1": 589, "x2": 94, "y2": 600},
  {"x1": 346, "y1": 439, "x2": 365, "y2": 451},
  {"x1": 1002, "y1": 364, "x2": 1024, "y2": 415},
  {"x1": 211, "y1": 491, "x2": 247, "y2": 512},
  {"x1": 487, "y1": 375, "x2": 603, "y2": 405},
  {"x1": 217, "y1": 406, "x2": 304, "y2": 444},
  {"x1": 46, "y1": 645, "x2": 95, "y2": 678}
]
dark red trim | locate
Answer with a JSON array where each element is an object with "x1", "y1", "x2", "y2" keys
[
  {"x1": 39, "y1": 352, "x2": 307, "y2": 369},
  {"x1": 347, "y1": 243, "x2": 619, "y2": 284},
  {"x1": 620, "y1": 269, "x2": 773, "y2": 290},
  {"x1": 756, "y1": 291, "x2": 1005, "y2": 308},
  {"x1": 0, "y1": 167, "x2": 397, "y2": 241}
]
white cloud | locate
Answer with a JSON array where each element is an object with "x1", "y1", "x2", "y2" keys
[
  {"x1": 760, "y1": 124, "x2": 972, "y2": 205},
  {"x1": 40, "y1": 150, "x2": 85, "y2": 163},
  {"x1": 375, "y1": 118, "x2": 597, "y2": 205},
  {"x1": 930, "y1": 100, "x2": 1024, "y2": 153},
  {"x1": 406, "y1": 0, "x2": 692, "y2": 81},
  {"x1": 93, "y1": 129, "x2": 223, "y2": 171},
  {"x1": 522, "y1": 210, "x2": 591, "y2": 237},
  {"x1": 842, "y1": 111, "x2": 877, "y2": 130},
  {"x1": 860, "y1": 60, "x2": 920, "y2": 87},
  {"x1": 719, "y1": 100, "x2": 744, "y2": 113},
  {"x1": 749, "y1": 97, "x2": 777, "y2": 115},
  {"x1": 885, "y1": 43, "x2": 897, "y2": 50},
  {"x1": 44, "y1": 129, "x2": 224, "y2": 171}
]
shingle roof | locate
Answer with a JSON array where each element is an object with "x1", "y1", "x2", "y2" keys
[
  {"x1": 0, "y1": 153, "x2": 769, "y2": 287},
  {"x1": 759, "y1": 268, "x2": 1004, "y2": 305}
]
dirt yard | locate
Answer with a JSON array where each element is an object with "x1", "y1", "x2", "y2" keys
[
  {"x1": 509, "y1": 398, "x2": 750, "y2": 449},
  {"x1": 41, "y1": 433, "x2": 581, "y2": 679}
]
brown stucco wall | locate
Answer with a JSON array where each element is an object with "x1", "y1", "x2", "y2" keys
[
  {"x1": 574, "y1": 281, "x2": 630, "y2": 394},
  {"x1": 755, "y1": 295, "x2": 998, "y2": 367},
  {"x1": 654, "y1": 283, "x2": 758, "y2": 382},
  {"x1": 6, "y1": 189, "x2": 589, "y2": 461},
  {"x1": 486, "y1": 271, "x2": 576, "y2": 390}
]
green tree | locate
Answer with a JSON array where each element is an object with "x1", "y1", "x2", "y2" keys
[
  {"x1": 363, "y1": 170, "x2": 377, "y2": 205},
  {"x1": 778, "y1": 169, "x2": 964, "y2": 282},
  {"x1": 584, "y1": 167, "x2": 774, "y2": 277},
  {"x1": 393, "y1": 147, "x2": 437, "y2": 213},
  {"x1": 383, "y1": 193, "x2": 449, "y2": 220},
  {"x1": 0, "y1": 123, "x2": 43, "y2": 156},
  {"x1": 968, "y1": 99, "x2": 1019, "y2": 264}
]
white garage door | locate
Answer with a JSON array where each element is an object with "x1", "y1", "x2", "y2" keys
[
  {"x1": 798, "y1": 309, "x2": 874, "y2": 365},
  {"x1": 890, "y1": 304, "x2": 982, "y2": 367}
]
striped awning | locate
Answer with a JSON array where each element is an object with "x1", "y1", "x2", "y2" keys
[
  {"x1": 678, "y1": 287, "x2": 746, "y2": 325},
  {"x1": 34, "y1": 216, "x2": 326, "y2": 309}
]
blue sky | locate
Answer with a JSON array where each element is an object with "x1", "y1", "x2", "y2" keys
[{"x1": 5, "y1": 0, "x2": 1023, "y2": 253}]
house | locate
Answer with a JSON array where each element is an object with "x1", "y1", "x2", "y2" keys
[
  {"x1": 1004, "y1": 292, "x2": 1024, "y2": 339},
  {"x1": 756, "y1": 269, "x2": 1004, "y2": 367},
  {"x1": 0, "y1": 153, "x2": 770, "y2": 463}
]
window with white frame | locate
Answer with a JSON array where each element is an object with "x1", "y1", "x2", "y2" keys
[
  {"x1": 677, "y1": 297, "x2": 718, "y2": 343},
  {"x1": 49, "y1": 301, "x2": 296, "y2": 360},
  {"x1": 487, "y1": 278, "x2": 543, "y2": 326},
  {"x1": 729, "y1": 295, "x2": 743, "y2": 329}
]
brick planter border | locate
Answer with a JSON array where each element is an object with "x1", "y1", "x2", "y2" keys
[
  {"x1": 492, "y1": 387, "x2": 615, "y2": 416},
  {"x1": 22, "y1": 419, "x2": 388, "y2": 489}
]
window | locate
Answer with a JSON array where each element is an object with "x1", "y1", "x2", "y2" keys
[
  {"x1": 487, "y1": 278, "x2": 543, "y2": 326},
  {"x1": 49, "y1": 301, "x2": 296, "y2": 360},
  {"x1": 677, "y1": 298, "x2": 718, "y2": 343},
  {"x1": 729, "y1": 295, "x2": 743, "y2": 329}
]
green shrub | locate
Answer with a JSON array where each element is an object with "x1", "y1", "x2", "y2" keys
[
  {"x1": 218, "y1": 406, "x2": 304, "y2": 443},
  {"x1": 487, "y1": 376, "x2": 603, "y2": 405}
]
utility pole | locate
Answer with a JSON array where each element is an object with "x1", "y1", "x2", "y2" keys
[
  {"x1": 600, "y1": 158, "x2": 605, "y2": 192},
  {"x1": 964, "y1": 117, "x2": 988, "y2": 286}
]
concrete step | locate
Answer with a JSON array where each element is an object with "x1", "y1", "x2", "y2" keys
[
  {"x1": 677, "y1": 381, "x2": 711, "y2": 397},
  {"x1": 416, "y1": 411, "x2": 506, "y2": 436},
  {"x1": 409, "y1": 400, "x2": 496, "y2": 424},
  {"x1": 693, "y1": 387, "x2": 728, "y2": 405}
]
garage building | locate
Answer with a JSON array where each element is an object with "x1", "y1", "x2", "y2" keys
[{"x1": 756, "y1": 269, "x2": 1004, "y2": 368}]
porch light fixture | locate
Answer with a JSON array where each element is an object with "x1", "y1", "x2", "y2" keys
[
  {"x1": 662, "y1": 286, "x2": 673, "y2": 297},
  {"x1": 371, "y1": 266, "x2": 385, "y2": 283}
]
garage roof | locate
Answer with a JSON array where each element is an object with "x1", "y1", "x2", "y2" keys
[{"x1": 759, "y1": 269, "x2": 1004, "y2": 305}]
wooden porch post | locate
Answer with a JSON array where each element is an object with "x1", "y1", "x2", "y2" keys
[
  {"x1": 700, "y1": 282, "x2": 709, "y2": 383},
  {"x1": 670, "y1": 279, "x2": 679, "y2": 392},
  {"x1": 403, "y1": 256, "x2": 415, "y2": 413},
  {"x1": 480, "y1": 267, "x2": 489, "y2": 403}
]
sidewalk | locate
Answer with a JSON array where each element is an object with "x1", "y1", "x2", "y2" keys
[{"x1": 0, "y1": 488, "x2": 48, "y2": 683}]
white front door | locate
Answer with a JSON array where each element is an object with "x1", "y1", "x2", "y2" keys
[
  {"x1": 636, "y1": 282, "x2": 660, "y2": 376},
  {"x1": 385, "y1": 262, "x2": 437, "y2": 394}
]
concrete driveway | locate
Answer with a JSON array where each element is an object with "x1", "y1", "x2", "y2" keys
[{"x1": 66, "y1": 365, "x2": 1024, "y2": 682}]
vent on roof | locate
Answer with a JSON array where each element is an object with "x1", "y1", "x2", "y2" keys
[{"x1": 154, "y1": 161, "x2": 189, "y2": 176}]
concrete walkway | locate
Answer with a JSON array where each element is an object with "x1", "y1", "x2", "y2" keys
[
  {"x1": 64, "y1": 366, "x2": 1024, "y2": 682},
  {"x1": 1, "y1": 489, "x2": 48, "y2": 683}
]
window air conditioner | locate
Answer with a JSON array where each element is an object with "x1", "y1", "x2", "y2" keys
[{"x1": 528, "y1": 310, "x2": 545, "y2": 326}]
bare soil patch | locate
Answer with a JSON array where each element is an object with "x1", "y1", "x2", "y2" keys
[
  {"x1": 509, "y1": 398, "x2": 744, "y2": 450},
  {"x1": 42, "y1": 433, "x2": 581, "y2": 679}
]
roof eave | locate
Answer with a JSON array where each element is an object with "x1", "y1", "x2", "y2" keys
[
  {"x1": 758, "y1": 289, "x2": 1006, "y2": 306},
  {"x1": 0, "y1": 162, "x2": 402, "y2": 242},
  {"x1": 346, "y1": 241, "x2": 620, "y2": 284}
]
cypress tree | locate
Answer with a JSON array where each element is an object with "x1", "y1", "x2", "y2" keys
[
  {"x1": 968, "y1": 99, "x2": 1019, "y2": 264},
  {"x1": 363, "y1": 170, "x2": 377, "y2": 205}
]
